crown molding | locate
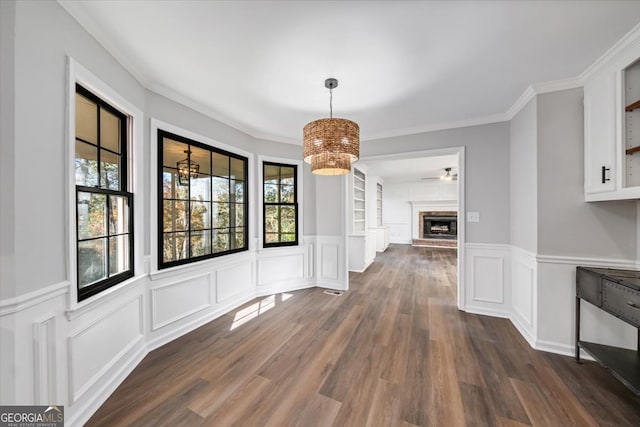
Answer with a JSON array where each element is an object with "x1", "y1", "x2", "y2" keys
[
  {"x1": 505, "y1": 85, "x2": 537, "y2": 120},
  {"x1": 58, "y1": 1, "x2": 147, "y2": 88},
  {"x1": 580, "y1": 21, "x2": 640, "y2": 82},
  {"x1": 362, "y1": 113, "x2": 509, "y2": 142},
  {"x1": 57, "y1": 1, "x2": 640, "y2": 143}
]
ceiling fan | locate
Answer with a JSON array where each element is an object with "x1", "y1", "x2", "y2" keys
[{"x1": 421, "y1": 167, "x2": 458, "y2": 181}]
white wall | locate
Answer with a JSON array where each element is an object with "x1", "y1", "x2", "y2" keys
[
  {"x1": 0, "y1": 2, "x2": 331, "y2": 424},
  {"x1": 537, "y1": 88, "x2": 637, "y2": 258},
  {"x1": 509, "y1": 98, "x2": 538, "y2": 254},
  {"x1": 383, "y1": 180, "x2": 458, "y2": 244},
  {"x1": 509, "y1": 88, "x2": 639, "y2": 357},
  {"x1": 1, "y1": 0, "x2": 16, "y2": 302},
  {"x1": 363, "y1": 122, "x2": 510, "y2": 244}
]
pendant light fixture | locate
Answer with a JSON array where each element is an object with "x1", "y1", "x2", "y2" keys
[
  {"x1": 303, "y1": 78, "x2": 359, "y2": 175},
  {"x1": 177, "y1": 149, "x2": 199, "y2": 185}
]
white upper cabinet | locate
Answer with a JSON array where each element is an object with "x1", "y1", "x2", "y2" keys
[
  {"x1": 584, "y1": 36, "x2": 640, "y2": 201},
  {"x1": 584, "y1": 71, "x2": 616, "y2": 196}
]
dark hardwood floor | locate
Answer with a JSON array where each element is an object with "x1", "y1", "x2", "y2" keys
[{"x1": 87, "y1": 245, "x2": 640, "y2": 426}]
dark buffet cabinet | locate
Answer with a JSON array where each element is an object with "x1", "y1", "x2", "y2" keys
[{"x1": 575, "y1": 266, "x2": 640, "y2": 395}]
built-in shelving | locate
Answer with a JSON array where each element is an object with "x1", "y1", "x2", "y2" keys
[
  {"x1": 353, "y1": 168, "x2": 366, "y2": 233},
  {"x1": 625, "y1": 99, "x2": 640, "y2": 112},
  {"x1": 626, "y1": 145, "x2": 640, "y2": 155}
]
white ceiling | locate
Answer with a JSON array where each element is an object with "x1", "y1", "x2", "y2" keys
[
  {"x1": 363, "y1": 155, "x2": 458, "y2": 184},
  {"x1": 59, "y1": 1, "x2": 640, "y2": 144}
]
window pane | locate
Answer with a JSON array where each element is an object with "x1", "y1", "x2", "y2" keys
[
  {"x1": 264, "y1": 164, "x2": 279, "y2": 184},
  {"x1": 75, "y1": 141, "x2": 99, "y2": 187},
  {"x1": 100, "y1": 108, "x2": 121, "y2": 153},
  {"x1": 190, "y1": 201, "x2": 211, "y2": 230},
  {"x1": 213, "y1": 229, "x2": 230, "y2": 253},
  {"x1": 77, "y1": 192, "x2": 107, "y2": 240},
  {"x1": 163, "y1": 200, "x2": 189, "y2": 232},
  {"x1": 163, "y1": 168, "x2": 189, "y2": 199},
  {"x1": 190, "y1": 230, "x2": 211, "y2": 257},
  {"x1": 76, "y1": 93, "x2": 97, "y2": 144},
  {"x1": 212, "y1": 202, "x2": 230, "y2": 228},
  {"x1": 109, "y1": 235, "x2": 130, "y2": 276},
  {"x1": 190, "y1": 174, "x2": 211, "y2": 201},
  {"x1": 163, "y1": 232, "x2": 189, "y2": 263},
  {"x1": 265, "y1": 205, "x2": 279, "y2": 233},
  {"x1": 213, "y1": 153, "x2": 229, "y2": 177},
  {"x1": 264, "y1": 184, "x2": 278, "y2": 203},
  {"x1": 281, "y1": 185, "x2": 295, "y2": 203},
  {"x1": 78, "y1": 238, "x2": 107, "y2": 288},
  {"x1": 234, "y1": 228, "x2": 245, "y2": 249},
  {"x1": 163, "y1": 138, "x2": 189, "y2": 169},
  {"x1": 265, "y1": 233, "x2": 279, "y2": 244},
  {"x1": 190, "y1": 145, "x2": 211, "y2": 176},
  {"x1": 212, "y1": 177, "x2": 229, "y2": 202},
  {"x1": 233, "y1": 180, "x2": 244, "y2": 203},
  {"x1": 281, "y1": 167, "x2": 295, "y2": 185},
  {"x1": 281, "y1": 234, "x2": 296, "y2": 242},
  {"x1": 109, "y1": 195, "x2": 129, "y2": 235},
  {"x1": 281, "y1": 206, "x2": 296, "y2": 233},
  {"x1": 231, "y1": 157, "x2": 245, "y2": 180},
  {"x1": 235, "y1": 203, "x2": 244, "y2": 227},
  {"x1": 101, "y1": 149, "x2": 121, "y2": 190}
]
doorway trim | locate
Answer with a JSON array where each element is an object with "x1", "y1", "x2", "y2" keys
[{"x1": 356, "y1": 146, "x2": 466, "y2": 310}]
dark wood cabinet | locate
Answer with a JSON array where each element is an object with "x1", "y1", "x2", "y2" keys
[{"x1": 575, "y1": 266, "x2": 640, "y2": 395}]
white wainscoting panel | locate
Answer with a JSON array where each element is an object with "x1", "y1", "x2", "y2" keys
[
  {"x1": 536, "y1": 258, "x2": 637, "y2": 357},
  {"x1": 33, "y1": 314, "x2": 57, "y2": 404},
  {"x1": 316, "y1": 236, "x2": 346, "y2": 290},
  {"x1": 151, "y1": 273, "x2": 212, "y2": 331},
  {"x1": 216, "y1": 260, "x2": 254, "y2": 303},
  {"x1": 510, "y1": 246, "x2": 537, "y2": 347},
  {"x1": 258, "y1": 253, "x2": 304, "y2": 286},
  {"x1": 68, "y1": 295, "x2": 144, "y2": 403},
  {"x1": 464, "y1": 243, "x2": 510, "y2": 318}
]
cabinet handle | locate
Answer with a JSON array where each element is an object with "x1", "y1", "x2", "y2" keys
[
  {"x1": 601, "y1": 166, "x2": 611, "y2": 184},
  {"x1": 626, "y1": 301, "x2": 640, "y2": 311}
]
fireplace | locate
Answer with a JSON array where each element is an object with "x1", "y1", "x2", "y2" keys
[{"x1": 419, "y1": 211, "x2": 457, "y2": 240}]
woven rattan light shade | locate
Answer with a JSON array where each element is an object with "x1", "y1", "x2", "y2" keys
[{"x1": 303, "y1": 118, "x2": 359, "y2": 175}]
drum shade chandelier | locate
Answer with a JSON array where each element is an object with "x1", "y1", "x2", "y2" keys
[{"x1": 303, "y1": 78, "x2": 359, "y2": 175}]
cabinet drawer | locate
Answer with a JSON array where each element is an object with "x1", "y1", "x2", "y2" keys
[
  {"x1": 602, "y1": 280, "x2": 640, "y2": 327},
  {"x1": 577, "y1": 268, "x2": 602, "y2": 306}
]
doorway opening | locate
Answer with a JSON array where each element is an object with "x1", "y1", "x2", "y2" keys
[{"x1": 347, "y1": 147, "x2": 465, "y2": 309}]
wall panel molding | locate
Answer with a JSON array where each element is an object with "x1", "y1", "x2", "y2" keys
[
  {"x1": 67, "y1": 295, "x2": 144, "y2": 404},
  {"x1": 32, "y1": 314, "x2": 57, "y2": 404},
  {"x1": 463, "y1": 243, "x2": 510, "y2": 317},
  {"x1": 0, "y1": 281, "x2": 68, "y2": 316},
  {"x1": 150, "y1": 273, "x2": 212, "y2": 331}
]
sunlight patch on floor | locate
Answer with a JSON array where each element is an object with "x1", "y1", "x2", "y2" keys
[{"x1": 230, "y1": 293, "x2": 293, "y2": 330}]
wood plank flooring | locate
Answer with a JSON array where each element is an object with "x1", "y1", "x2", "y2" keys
[{"x1": 87, "y1": 245, "x2": 640, "y2": 426}]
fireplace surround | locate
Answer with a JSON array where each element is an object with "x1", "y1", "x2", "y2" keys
[{"x1": 418, "y1": 211, "x2": 457, "y2": 240}]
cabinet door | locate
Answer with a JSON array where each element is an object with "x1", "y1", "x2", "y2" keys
[{"x1": 584, "y1": 72, "x2": 617, "y2": 195}]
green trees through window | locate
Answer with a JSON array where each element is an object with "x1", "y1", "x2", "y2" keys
[
  {"x1": 263, "y1": 162, "x2": 298, "y2": 247},
  {"x1": 75, "y1": 84, "x2": 133, "y2": 301},
  {"x1": 158, "y1": 130, "x2": 248, "y2": 268}
]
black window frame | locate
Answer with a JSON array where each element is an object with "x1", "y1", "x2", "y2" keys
[
  {"x1": 75, "y1": 84, "x2": 134, "y2": 302},
  {"x1": 262, "y1": 161, "x2": 299, "y2": 248},
  {"x1": 157, "y1": 129, "x2": 249, "y2": 269}
]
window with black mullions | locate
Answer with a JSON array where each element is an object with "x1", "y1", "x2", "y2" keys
[
  {"x1": 158, "y1": 130, "x2": 248, "y2": 269},
  {"x1": 263, "y1": 162, "x2": 298, "y2": 247},
  {"x1": 75, "y1": 84, "x2": 133, "y2": 301}
]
